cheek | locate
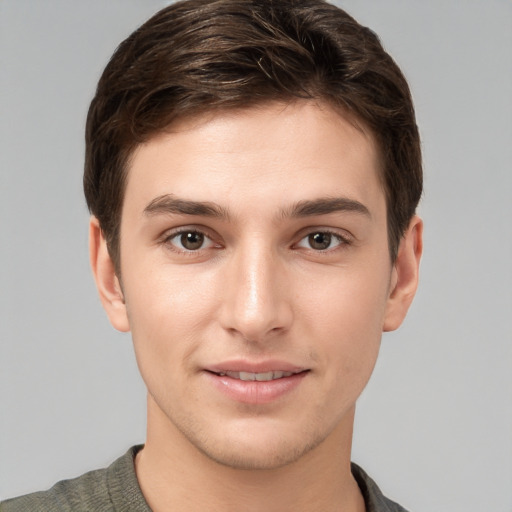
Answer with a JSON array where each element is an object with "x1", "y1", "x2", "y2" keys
[
  {"x1": 299, "y1": 264, "x2": 390, "y2": 377},
  {"x1": 125, "y1": 256, "x2": 217, "y2": 324},
  {"x1": 300, "y1": 261, "x2": 391, "y2": 333},
  {"x1": 315, "y1": 302, "x2": 383, "y2": 413},
  {"x1": 122, "y1": 264, "x2": 217, "y2": 377}
]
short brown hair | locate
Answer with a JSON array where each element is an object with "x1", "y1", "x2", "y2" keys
[{"x1": 84, "y1": 0, "x2": 422, "y2": 269}]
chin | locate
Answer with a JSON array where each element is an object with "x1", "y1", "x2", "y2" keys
[
  {"x1": 183, "y1": 419, "x2": 331, "y2": 471},
  {"x1": 199, "y1": 439, "x2": 317, "y2": 471}
]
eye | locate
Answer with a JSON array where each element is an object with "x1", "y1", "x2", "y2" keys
[
  {"x1": 296, "y1": 231, "x2": 346, "y2": 251},
  {"x1": 166, "y1": 230, "x2": 215, "y2": 251}
]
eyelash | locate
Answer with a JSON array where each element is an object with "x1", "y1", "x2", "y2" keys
[
  {"x1": 162, "y1": 228, "x2": 218, "y2": 253},
  {"x1": 160, "y1": 227, "x2": 352, "y2": 254},
  {"x1": 295, "y1": 230, "x2": 352, "y2": 252}
]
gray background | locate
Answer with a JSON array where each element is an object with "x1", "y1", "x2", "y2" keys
[{"x1": 1, "y1": 1, "x2": 511, "y2": 510}]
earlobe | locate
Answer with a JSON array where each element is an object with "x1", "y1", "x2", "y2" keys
[
  {"x1": 383, "y1": 215, "x2": 423, "y2": 332},
  {"x1": 89, "y1": 217, "x2": 130, "y2": 332}
]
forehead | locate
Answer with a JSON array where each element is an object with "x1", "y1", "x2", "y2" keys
[{"x1": 123, "y1": 100, "x2": 384, "y2": 218}]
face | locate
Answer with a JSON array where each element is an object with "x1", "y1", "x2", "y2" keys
[{"x1": 93, "y1": 101, "x2": 420, "y2": 470}]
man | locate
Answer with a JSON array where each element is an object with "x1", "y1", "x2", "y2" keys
[{"x1": 1, "y1": 0, "x2": 422, "y2": 510}]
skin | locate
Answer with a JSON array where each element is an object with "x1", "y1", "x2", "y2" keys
[{"x1": 90, "y1": 100, "x2": 422, "y2": 512}]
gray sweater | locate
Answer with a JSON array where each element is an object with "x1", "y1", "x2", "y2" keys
[{"x1": 1, "y1": 446, "x2": 409, "y2": 511}]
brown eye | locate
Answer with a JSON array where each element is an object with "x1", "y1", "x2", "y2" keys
[
  {"x1": 308, "y1": 232, "x2": 332, "y2": 250},
  {"x1": 180, "y1": 232, "x2": 204, "y2": 250},
  {"x1": 167, "y1": 230, "x2": 215, "y2": 252},
  {"x1": 296, "y1": 231, "x2": 346, "y2": 251}
]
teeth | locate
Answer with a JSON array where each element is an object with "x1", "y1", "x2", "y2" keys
[
  {"x1": 254, "y1": 371, "x2": 273, "y2": 381},
  {"x1": 222, "y1": 371, "x2": 294, "y2": 381}
]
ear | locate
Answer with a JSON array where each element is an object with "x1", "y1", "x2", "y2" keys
[
  {"x1": 383, "y1": 215, "x2": 423, "y2": 332},
  {"x1": 89, "y1": 216, "x2": 130, "y2": 332}
]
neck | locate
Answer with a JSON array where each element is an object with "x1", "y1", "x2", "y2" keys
[{"x1": 135, "y1": 396, "x2": 365, "y2": 512}]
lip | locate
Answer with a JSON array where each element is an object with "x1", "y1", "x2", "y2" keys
[
  {"x1": 204, "y1": 360, "x2": 309, "y2": 405},
  {"x1": 206, "y1": 359, "x2": 306, "y2": 375}
]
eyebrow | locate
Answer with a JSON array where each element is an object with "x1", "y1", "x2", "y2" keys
[
  {"x1": 143, "y1": 194, "x2": 229, "y2": 218},
  {"x1": 286, "y1": 197, "x2": 371, "y2": 219},
  {"x1": 143, "y1": 194, "x2": 370, "y2": 220}
]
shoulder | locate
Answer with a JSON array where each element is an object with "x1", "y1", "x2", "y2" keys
[
  {"x1": 1, "y1": 446, "x2": 149, "y2": 512},
  {"x1": 1, "y1": 467, "x2": 112, "y2": 512},
  {"x1": 351, "y1": 462, "x2": 411, "y2": 512}
]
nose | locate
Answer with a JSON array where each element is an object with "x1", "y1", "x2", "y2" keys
[{"x1": 218, "y1": 241, "x2": 293, "y2": 343}]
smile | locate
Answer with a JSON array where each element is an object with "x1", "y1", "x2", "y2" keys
[
  {"x1": 216, "y1": 371, "x2": 296, "y2": 381},
  {"x1": 205, "y1": 367, "x2": 308, "y2": 404}
]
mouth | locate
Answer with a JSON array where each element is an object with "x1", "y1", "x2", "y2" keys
[
  {"x1": 204, "y1": 365, "x2": 309, "y2": 404},
  {"x1": 213, "y1": 370, "x2": 300, "y2": 381}
]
